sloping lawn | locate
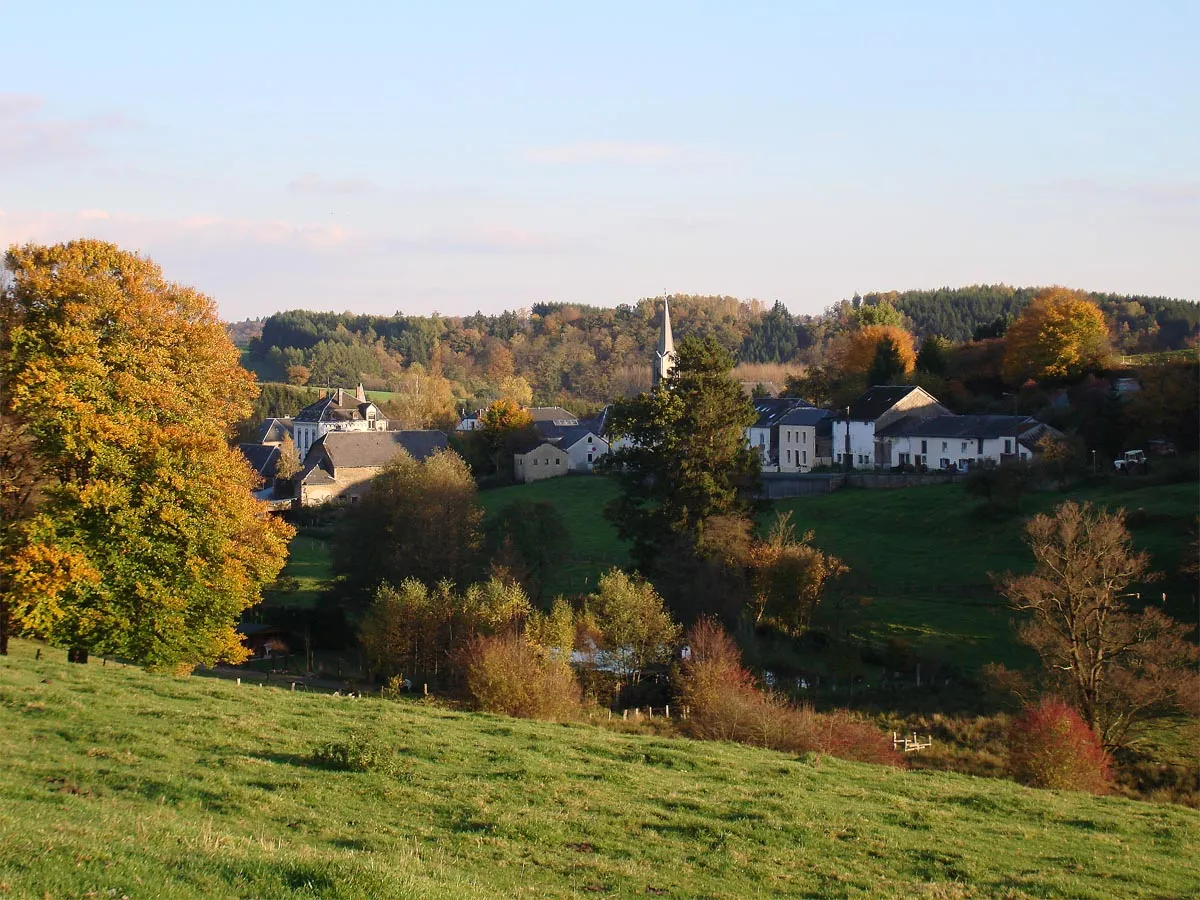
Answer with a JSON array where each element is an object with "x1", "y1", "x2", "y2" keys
[{"x1": 2, "y1": 639, "x2": 1198, "y2": 899}]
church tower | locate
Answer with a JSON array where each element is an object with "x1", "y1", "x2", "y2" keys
[{"x1": 652, "y1": 298, "x2": 676, "y2": 391}]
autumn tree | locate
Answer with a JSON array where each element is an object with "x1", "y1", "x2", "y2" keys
[
  {"x1": 996, "y1": 501, "x2": 1198, "y2": 749},
  {"x1": 1002, "y1": 287, "x2": 1111, "y2": 384},
  {"x1": 747, "y1": 512, "x2": 848, "y2": 635},
  {"x1": 585, "y1": 568, "x2": 681, "y2": 684},
  {"x1": 602, "y1": 335, "x2": 759, "y2": 569},
  {"x1": 286, "y1": 364, "x2": 311, "y2": 386},
  {"x1": 0, "y1": 240, "x2": 292, "y2": 669},
  {"x1": 867, "y1": 335, "x2": 908, "y2": 386},
  {"x1": 332, "y1": 448, "x2": 484, "y2": 603},
  {"x1": 273, "y1": 433, "x2": 302, "y2": 494},
  {"x1": 833, "y1": 325, "x2": 916, "y2": 380}
]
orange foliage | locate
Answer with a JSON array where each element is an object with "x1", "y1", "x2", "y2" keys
[
  {"x1": 834, "y1": 325, "x2": 916, "y2": 378},
  {"x1": 1002, "y1": 287, "x2": 1110, "y2": 384}
]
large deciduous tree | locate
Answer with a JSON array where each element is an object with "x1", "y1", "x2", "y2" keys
[
  {"x1": 834, "y1": 325, "x2": 916, "y2": 380},
  {"x1": 1002, "y1": 287, "x2": 1110, "y2": 384},
  {"x1": 0, "y1": 240, "x2": 292, "y2": 668},
  {"x1": 996, "y1": 501, "x2": 1198, "y2": 750},
  {"x1": 332, "y1": 448, "x2": 483, "y2": 602},
  {"x1": 602, "y1": 335, "x2": 759, "y2": 569}
]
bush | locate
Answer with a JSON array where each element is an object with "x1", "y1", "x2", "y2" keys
[
  {"x1": 677, "y1": 619, "x2": 899, "y2": 765},
  {"x1": 1008, "y1": 700, "x2": 1111, "y2": 792},
  {"x1": 311, "y1": 733, "x2": 398, "y2": 774},
  {"x1": 463, "y1": 634, "x2": 582, "y2": 721}
]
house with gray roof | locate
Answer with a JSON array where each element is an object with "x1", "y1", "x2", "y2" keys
[
  {"x1": 292, "y1": 385, "x2": 388, "y2": 461},
  {"x1": 776, "y1": 406, "x2": 832, "y2": 472},
  {"x1": 880, "y1": 415, "x2": 1061, "y2": 471},
  {"x1": 745, "y1": 397, "x2": 815, "y2": 468},
  {"x1": 831, "y1": 385, "x2": 951, "y2": 469},
  {"x1": 297, "y1": 430, "x2": 449, "y2": 506}
]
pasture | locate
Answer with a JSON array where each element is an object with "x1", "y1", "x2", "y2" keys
[{"x1": 2, "y1": 639, "x2": 1197, "y2": 899}]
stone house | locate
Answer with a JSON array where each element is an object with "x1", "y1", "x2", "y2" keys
[
  {"x1": 745, "y1": 397, "x2": 815, "y2": 468},
  {"x1": 512, "y1": 441, "x2": 571, "y2": 483},
  {"x1": 776, "y1": 406, "x2": 832, "y2": 473},
  {"x1": 297, "y1": 430, "x2": 448, "y2": 506}
]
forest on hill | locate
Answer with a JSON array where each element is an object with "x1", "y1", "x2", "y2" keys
[{"x1": 230, "y1": 286, "x2": 1198, "y2": 420}]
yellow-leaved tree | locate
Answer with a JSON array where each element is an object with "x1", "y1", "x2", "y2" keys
[
  {"x1": 0, "y1": 240, "x2": 293, "y2": 669},
  {"x1": 833, "y1": 324, "x2": 916, "y2": 380},
  {"x1": 1002, "y1": 287, "x2": 1111, "y2": 384}
]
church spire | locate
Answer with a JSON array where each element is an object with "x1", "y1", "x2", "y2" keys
[{"x1": 652, "y1": 298, "x2": 676, "y2": 391}]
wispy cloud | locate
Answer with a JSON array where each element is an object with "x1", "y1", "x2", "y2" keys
[
  {"x1": 287, "y1": 172, "x2": 379, "y2": 195},
  {"x1": 524, "y1": 141, "x2": 680, "y2": 165},
  {"x1": 0, "y1": 94, "x2": 133, "y2": 167}
]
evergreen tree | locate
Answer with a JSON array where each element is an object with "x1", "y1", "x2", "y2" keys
[
  {"x1": 602, "y1": 336, "x2": 759, "y2": 569},
  {"x1": 867, "y1": 336, "x2": 907, "y2": 385}
]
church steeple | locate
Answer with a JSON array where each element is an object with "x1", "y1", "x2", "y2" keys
[{"x1": 652, "y1": 298, "x2": 676, "y2": 391}]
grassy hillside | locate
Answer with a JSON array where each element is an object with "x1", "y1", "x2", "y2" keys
[
  {"x1": 480, "y1": 476, "x2": 628, "y2": 598},
  {"x1": 2, "y1": 640, "x2": 1197, "y2": 899},
  {"x1": 477, "y1": 476, "x2": 1194, "y2": 669}
]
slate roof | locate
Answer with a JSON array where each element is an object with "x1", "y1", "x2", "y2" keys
[
  {"x1": 255, "y1": 417, "x2": 293, "y2": 444},
  {"x1": 299, "y1": 430, "x2": 449, "y2": 483},
  {"x1": 527, "y1": 406, "x2": 578, "y2": 425},
  {"x1": 750, "y1": 397, "x2": 814, "y2": 429},
  {"x1": 777, "y1": 406, "x2": 832, "y2": 427},
  {"x1": 294, "y1": 389, "x2": 380, "y2": 425},
  {"x1": 552, "y1": 424, "x2": 606, "y2": 450},
  {"x1": 844, "y1": 385, "x2": 924, "y2": 421},
  {"x1": 238, "y1": 443, "x2": 280, "y2": 479},
  {"x1": 877, "y1": 415, "x2": 1046, "y2": 440}
]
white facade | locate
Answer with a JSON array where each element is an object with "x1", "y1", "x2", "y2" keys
[
  {"x1": 829, "y1": 420, "x2": 878, "y2": 469},
  {"x1": 294, "y1": 410, "x2": 385, "y2": 461},
  {"x1": 560, "y1": 431, "x2": 610, "y2": 472},
  {"x1": 890, "y1": 433, "x2": 1032, "y2": 470}
]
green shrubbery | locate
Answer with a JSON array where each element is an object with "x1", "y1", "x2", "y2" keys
[{"x1": 310, "y1": 732, "x2": 399, "y2": 775}]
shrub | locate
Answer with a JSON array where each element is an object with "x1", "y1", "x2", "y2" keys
[
  {"x1": 1008, "y1": 700, "x2": 1111, "y2": 792},
  {"x1": 463, "y1": 634, "x2": 582, "y2": 721},
  {"x1": 311, "y1": 733, "x2": 398, "y2": 774},
  {"x1": 677, "y1": 619, "x2": 899, "y2": 765}
]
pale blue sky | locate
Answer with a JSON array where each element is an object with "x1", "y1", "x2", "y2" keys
[{"x1": 3, "y1": 1, "x2": 1197, "y2": 319}]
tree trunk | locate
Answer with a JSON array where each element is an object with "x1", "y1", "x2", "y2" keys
[{"x1": 67, "y1": 647, "x2": 89, "y2": 664}]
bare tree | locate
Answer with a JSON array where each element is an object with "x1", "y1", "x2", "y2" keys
[{"x1": 996, "y1": 501, "x2": 1198, "y2": 750}]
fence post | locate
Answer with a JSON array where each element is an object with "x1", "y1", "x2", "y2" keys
[
  {"x1": 665, "y1": 705, "x2": 670, "y2": 718},
  {"x1": 647, "y1": 706, "x2": 653, "y2": 719},
  {"x1": 236, "y1": 677, "x2": 241, "y2": 686},
  {"x1": 622, "y1": 710, "x2": 627, "y2": 721},
  {"x1": 290, "y1": 682, "x2": 295, "y2": 692}
]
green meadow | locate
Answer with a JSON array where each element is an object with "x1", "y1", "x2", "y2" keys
[{"x1": 2, "y1": 639, "x2": 1197, "y2": 899}]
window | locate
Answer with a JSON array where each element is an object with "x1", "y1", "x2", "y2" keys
[
  {"x1": 802, "y1": 431, "x2": 807, "y2": 444},
  {"x1": 961, "y1": 441, "x2": 968, "y2": 452},
  {"x1": 940, "y1": 458, "x2": 950, "y2": 469},
  {"x1": 587, "y1": 435, "x2": 593, "y2": 444},
  {"x1": 555, "y1": 458, "x2": 560, "y2": 465},
  {"x1": 920, "y1": 440, "x2": 927, "y2": 454},
  {"x1": 898, "y1": 452, "x2": 911, "y2": 465},
  {"x1": 801, "y1": 450, "x2": 807, "y2": 464},
  {"x1": 1004, "y1": 439, "x2": 1013, "y2": 454},
  {"x1": 533, "y1": 458, "x2": 538, "y2": 465},
  {"x1": 587, "y1": 452, "x2": 593, "y2": 463},
  {"x1": 786, "y1": 449, "x2": 791, "y2": 464},
  {"x1": 942, "y1": 441, "x2": 948, "y2": 452}
]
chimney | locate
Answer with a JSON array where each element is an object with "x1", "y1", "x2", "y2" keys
[
  {"x1": 336, "y1": 387, "x2": 344, "y2": 406},
  {"x1": 355, "y1": 383, "x2": 367, "y2": 403}
]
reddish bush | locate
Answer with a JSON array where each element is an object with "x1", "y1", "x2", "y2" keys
[
  {"x1": 1008, "y1": 700, "x2": 1111, "y2": 792},
  {"x1": 677, "y1": 619, "x2": 900, "y2": 765},
  {"x1": 463, "y1": 634, "x2": 581, "y2": 721}
]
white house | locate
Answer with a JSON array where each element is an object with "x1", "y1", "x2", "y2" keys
[
  {"x1": 830, "y1": 385, "x2": 951, "y2": 470},
  {"x1": 292, "y1": 385, "x2": 388, "y2": 461},
  {"x1": 882, "y1": 415, "x2": 1061, "y2": 470},
  {"x1": 513, "y1": 441, "x2": 571, "y2": 483},
  {"x1": 456, "y1": 411, "x2": 483, "y2": 431},
  {"x1": 555, "y1": 425, "x2": 610, "y2": 472}
]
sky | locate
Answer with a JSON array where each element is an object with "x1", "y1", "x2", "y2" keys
[{"x1": 3, "y1": 1, "x2": 1197, "y2": 321}]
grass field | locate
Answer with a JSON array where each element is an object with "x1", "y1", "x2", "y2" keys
[
  {"x1": 260, "y1": 528, "x2": 335, "y2": 609},
  {"x1": 479, "y1": 476, "x2": 628, "y2": 598},
  {"x1": 2, "y1": 639, "x2": 1197, "y2": 899}
]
